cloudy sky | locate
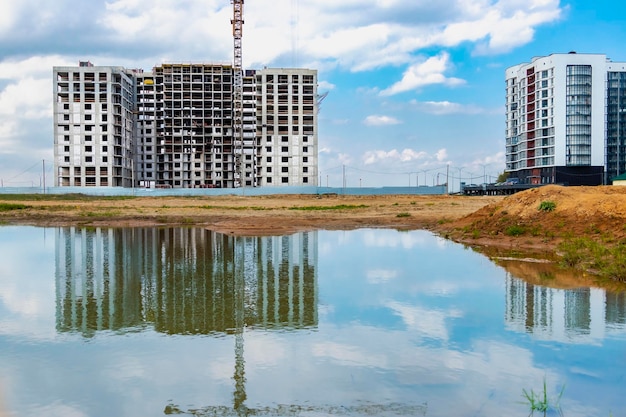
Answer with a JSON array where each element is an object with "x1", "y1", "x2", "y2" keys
[{"x1": 1, "y1": 0, "x2": 625, "y2": 188}]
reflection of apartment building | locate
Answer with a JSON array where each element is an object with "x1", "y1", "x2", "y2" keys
[
  {"x1": 505, "y1": 53, "x2": 626, "y2": 185},
  {"x1": 53, "y1": 62, "x2": 318, "y2": 188},
  {"x1": 504, "y1": 274, "x2": 626, "y2": 342},
  {"x1": 55, "y1": 227, "x2": 318, "y2": 336}
]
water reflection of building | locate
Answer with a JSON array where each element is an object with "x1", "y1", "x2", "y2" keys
[
  {"x1": 504, "y1": 274, "x2": 626, "y2": 342},
  {"x1": 55, "y1": 227, "x2": 318, "y2": 336}
]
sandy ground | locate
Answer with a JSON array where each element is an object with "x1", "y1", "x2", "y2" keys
[
  {"x1": 0, "y1": 193, "x2": 501, "y2": 235},
  {"x1": 2, "y1": 185, "x2": 626, "y2": 255}
]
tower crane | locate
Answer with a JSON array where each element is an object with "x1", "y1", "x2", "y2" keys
[{"x1": 231, "y1": 0, "x2": 244, "y2": 188}]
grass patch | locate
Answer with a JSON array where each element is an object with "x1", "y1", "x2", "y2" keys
[
  {"x1": 0, "y1": 194, "x2": 135, "y2": 202},
  {"x1": 0, "y1": 203, "x2": 30, "y2": 211},
  {"x1": 80, "y1": 210, "x2": 120, "y2": 218},
  {"x1": 538, "y1": 200, "x2": 557, "y2": 212},
  {"x1": 396, "y1": 212, "x2": 411, "y2": 218},
  {"x1": 521, "y1": 379, "x2": 564, "y2": 417},
  {"x1": 505, "y1": 225, "x2": 526, "y2": 236},
  {"x1": 289, "y1": 204, "x2": 368, "y2": 211},
  {"x1": 558, "y1": 237, "x2": 626, "y2": 281},
  {"x1": 200, "y1": 205, "x2": 268, "y2": 211}
]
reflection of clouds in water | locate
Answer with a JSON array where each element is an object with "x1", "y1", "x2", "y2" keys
[
  {"x1": 386, "y1": 301, "x2": 462, "y2": 341},
  {"x1": 246, "y1": 336, "x2": 287, "y2": 369},
  {"x1": 0, "y1": 228, "x2": 56, "y2": 341},
  {"x1": 362, "y1": 230, "x2": 431, "y2": 249},
  {"x1": 366, "y1": 269, "x2": 398, "y2": 283},
  {"x1": 312, "y1": 341, "x2": 388, "y2": 368},
  {"x1": 22, "y1": 401, "x2": 88, "y2": 417}
]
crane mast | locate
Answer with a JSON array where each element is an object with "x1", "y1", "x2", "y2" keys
[{"x1": 231, "y1": 0, "x2": 244, "y2": 188}]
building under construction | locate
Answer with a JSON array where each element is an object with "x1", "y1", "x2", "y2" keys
[
  {"x1": 53, "y1": 0, "x2": 318, "y2": 188},
  {"x1": 52, "y1": 62, "x2": 318, "y2": 188}
]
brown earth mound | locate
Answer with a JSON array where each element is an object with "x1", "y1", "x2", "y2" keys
[{"x1": 440, "y1": 185, "x2": 626, "y2": 255}]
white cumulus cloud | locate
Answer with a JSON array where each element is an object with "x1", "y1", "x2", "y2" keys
[
  {"x1": 381, "y1": 52, "x2": 465, "y2": 96},
  {"x1": 363, "y1": 115, "x2": 401, "y2": 126}
]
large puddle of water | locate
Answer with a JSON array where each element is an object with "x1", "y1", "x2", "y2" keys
[{"x1": 0, "y1": 226, "x2": 624, "y2": 417}]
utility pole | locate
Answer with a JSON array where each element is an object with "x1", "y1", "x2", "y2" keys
[{"x1": 42, "y1": 159, "x2": 46, "y2": 194}]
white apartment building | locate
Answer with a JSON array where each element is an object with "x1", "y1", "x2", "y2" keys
[
  {"x1": 255, "y1": 68, "x2": 318, "y2": 186},
  {"x1": 53, "y1": 61, "x2": 135, "y2": 187},
  {"x1": 53, "y1": 62, "x2": 318, "y2": 188},
  {"x1": 505, "y1": 52, "x2": 626, "y2": 185}
]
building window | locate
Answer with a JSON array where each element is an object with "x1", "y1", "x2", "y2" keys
[
  {"x1": 85, "y1": 135, "x2": 92, "y2": 141},
  {"x1": 266, "y1": 157, "x2": 272, "y2": 162},
  {"x1": 64, "y1": 146, "x2": 70, "y2": 152},
  {"x1": 303, "y1": 157, "x2": 308, "y2": 163},
  {"x1": 303, "y1": 146, "x2": 308, "y2": 153},
  {"x1": 281, "y1": 157, "x2": 289, "y2": 162},
  {"x1": 267, "y1": 177, "x2": 272, "y2": 183},
  {"x1": 303, "y1": 167, "x2": 308, "y2": 173},
  {"x1": 102, "y1": 156, "x2": 107, "y2": 163},
  {"x1": 64, "y1": 135, "x2": 70, "y2": 141},
  {"x1": 281, "y1": 167, "x2": 288, "y2": 173},
  {"x1": 303, "y1": 177, "x2": 308, "y2": 183},
  {"x1": 85, "y1": 156, "x2": 92, "y2": 162},
  {"x1": 281, "y1": 146, "x2": 288, "y2": 152},
  {"x1": 266, "y1": 146, "x2": 272, "y2": 152},
  {"x1": 282, "y1": 177, "x2": 288, "y2": 183},
  {"x1": 267, "y1": 167, "x2": 272, "y2": 172},
  {"x1": 102, "y1": 146, "x2": 107, "y2": 152}
]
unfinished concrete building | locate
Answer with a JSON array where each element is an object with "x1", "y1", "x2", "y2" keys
[
  {"x1": 53, "y1": 63, "x2": 318, "y2": 188},
  {"x1": 53, "y1": 61, "x2": 135, "y2": 187}
]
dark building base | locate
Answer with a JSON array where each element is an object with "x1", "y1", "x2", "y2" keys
[{"x1": 509, "y1": 166, "x2": 604, "y2": 186}]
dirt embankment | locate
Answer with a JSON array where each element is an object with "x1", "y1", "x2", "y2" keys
[{"x1": 438, "y1": 185, "x2": 626, "y2": 256}]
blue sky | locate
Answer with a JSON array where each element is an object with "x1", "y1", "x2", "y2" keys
[{"x1": 1, "y1": 0, "x2": 625, "y2": 188}]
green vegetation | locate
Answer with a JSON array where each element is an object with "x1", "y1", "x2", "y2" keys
[
  {"x1": 505, "y1": 225, "x2": 526, "y2": 236},
  {"x1": 0, "y1": 203, "x2": 30, "y2": 211},
  {"x1": 396, "y1": 212, "x2": 411, "y2": 218},
  {"x1": 289, "y1": 204, "x2": 368, "y2": 211},
  {"x1": 0, "y1": 193, "x2": 135, "y2": 202},
  {"x1": 558, "y1": 237, "x2": 626, "y2": 281},
  {"x1": 496, "y1": 171, "x2": 510, "y2": 183},
  {"x1": 81, "y1": 210, "x2": 120, "y2": 218},
  {"x1": 200, "y1": 205, "x2": 268, "y2": 211},
  {"x1": 521, "y1": 379, "x2": 564, "y2": 417},
  {"x1": 538, "y1": 200, "x2": 556, "y2": 212}
]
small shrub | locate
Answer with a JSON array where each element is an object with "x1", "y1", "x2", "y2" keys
[
  {"x1": 396, "y1": 212, "x2": 411, "y2": 218},
  {"x1": 505, "y1": 225, "x2": 526, "y2": 236},
  {"x1": 538, "y1": 200, "x2": 556, "y2": 212}
]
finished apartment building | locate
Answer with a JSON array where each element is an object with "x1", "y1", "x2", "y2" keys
[
  {"x1": 53, "y1": 62, "x2": 318, "y2": 188},
  {"x1": 505, "y1": 52, "x2": 626, "y2": 185}
]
